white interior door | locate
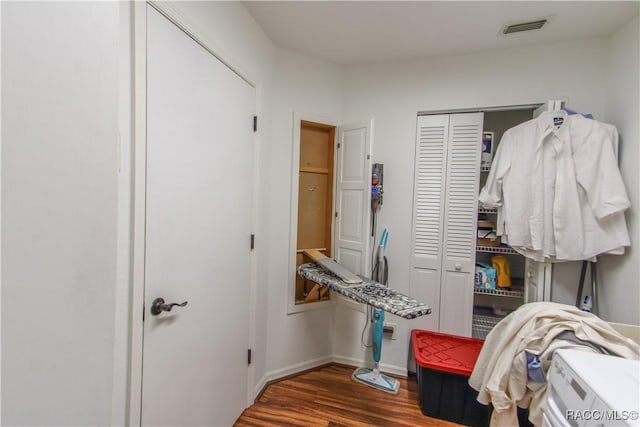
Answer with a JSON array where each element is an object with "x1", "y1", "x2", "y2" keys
[
  {"x1": 439, "y1": 112, "x2": 483, "y2": 337},
  {"x1": 142, "y1": 6, "x2": 254, "y2": 426},
  {"x1": 333, "y1": 122, "x2": 372, "y2": 276},
  {"x1": 410, "y1": 114, "x2": 449, "y2": 332}
]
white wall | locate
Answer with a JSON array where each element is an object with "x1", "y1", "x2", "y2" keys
[
  {"x1": 600, "y1": 15, "x2": 640, "y2": 324},
  {"x1": 1, "y1": 1, "x2": 281, "y2": 424},
  {"x1": 3, "y1": 2, "x2": 636, "y2": 424},
  {"x1": 264, "y1": 48, "x2": 344, "y2": 376},
  {"x1": 339, "y1": 37, "x2": 632, "y2": 373},
  {"x1": 1, "y1": 3, "x2": 119, "y2": 425}
]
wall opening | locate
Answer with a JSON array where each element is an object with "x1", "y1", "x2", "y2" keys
[{"x1": 295, "y1": 120, "x2": 336, "y2": 304}]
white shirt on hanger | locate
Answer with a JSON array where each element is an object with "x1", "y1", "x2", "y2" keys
[{"x1": 478, "y1": 112, "x2": 630, "y2": 262}]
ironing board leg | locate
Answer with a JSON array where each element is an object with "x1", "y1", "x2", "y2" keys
[
  {"x1": 576, "y1": 261, "x2": 587, "y2": 308},
  {"x1": 590, "y1": 261, "x2": 598, "y2": 315},
  {"x1": 576, "y1": 261, "x2": 598, "y2": 315}
]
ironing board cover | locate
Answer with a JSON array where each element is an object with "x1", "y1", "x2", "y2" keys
[{"x1": 298, "y1": 262, "x2": 431, "y2": 319}]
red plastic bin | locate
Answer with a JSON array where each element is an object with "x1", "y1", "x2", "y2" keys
[{"x1": 411, "y1": 330, "x2": 490, "y2": 426}]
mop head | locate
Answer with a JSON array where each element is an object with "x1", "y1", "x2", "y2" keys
[{"x1": 352, "y1": 367, "x2": 400, "y2": 394}]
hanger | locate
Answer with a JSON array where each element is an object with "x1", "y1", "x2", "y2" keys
[
  {"x1": 539, "y1": 109, "x2": 567, "y2": 128},
  {"x1": 539, "y1": 108, "x2": 567, "y2": 118},
  {"x1": 562, "y1": 106, "x2": 594, "y2": 119}
]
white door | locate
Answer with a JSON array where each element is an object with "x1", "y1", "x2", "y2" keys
[
  {"x1": 439, "y1": 112, "x2": 483, "y2": 337},
  {"x1": 333, "y1": 122, "x2": 373, "y2": 276},
  {"x1": 142, "y1": 6, "x2": 254, "y2": 426},
  {"x1": 410, "y1": 113, "x2": 483, "y2": 336},
  {"x1": 410, "y1": 114, "x2": 450, "y2": 332}
]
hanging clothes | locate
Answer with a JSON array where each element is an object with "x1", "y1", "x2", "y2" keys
[{"x1": 478, "y1": 111, "x2": 630, "y2": 262}]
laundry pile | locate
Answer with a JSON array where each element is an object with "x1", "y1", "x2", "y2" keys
[
  {"x1": 468, "y1": 302, "x2": 640, "y2": 426},
  {"x1": 478, "y1": 111, "x2": 630, "y2": 262}
]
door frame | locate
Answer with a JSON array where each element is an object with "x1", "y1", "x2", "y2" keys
[
  {"x1": 128, "y1": 2, "x2": 259, "y2": 424},
  {"x1": 287, "y1": 114, "x2": 374, "y2": 315}
]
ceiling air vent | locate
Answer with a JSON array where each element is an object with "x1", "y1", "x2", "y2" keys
[{"x1": 501, "y1": 19, "x2": 547, "y2": 35}]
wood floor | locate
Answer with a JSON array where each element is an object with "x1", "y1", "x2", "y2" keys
[{"x1": 235, "y1": 364, "x2": 462, "y2": 426}]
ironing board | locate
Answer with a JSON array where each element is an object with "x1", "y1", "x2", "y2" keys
[{"x1": 298, "y1": 262, "x2": 431, "y2": 319}]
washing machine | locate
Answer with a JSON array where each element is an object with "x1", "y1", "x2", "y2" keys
[{"x1": 544, "y1": 349, "x2": 640, "y2": 427}]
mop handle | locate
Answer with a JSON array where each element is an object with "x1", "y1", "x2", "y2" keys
[{"x1": 372, "y1": 308, "x2": 384, "y2": 364}]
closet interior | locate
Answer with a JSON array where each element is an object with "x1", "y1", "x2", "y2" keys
[
  {"x1": 411, "y1": 105, "x2": 554, "y2": 340},
  {"x1": 473, "y1": 108, "x2": 543, "y2": 339}
]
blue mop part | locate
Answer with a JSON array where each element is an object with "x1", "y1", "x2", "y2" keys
[
  {"x1": 374, "y1": 228, "x2": 389, "y2": 285},
  {"x1": 378, "y1": 228, "x2": 388, "y2": 263},
  {"x1": 352, "y1": 308, "x2": 400, "y2": 394}
]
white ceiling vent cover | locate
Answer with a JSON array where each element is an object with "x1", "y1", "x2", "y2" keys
[{"x1": 501, "y1": 19, "x2": 548, "y2": 35}]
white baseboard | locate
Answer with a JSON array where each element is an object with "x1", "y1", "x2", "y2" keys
[
  {"x1": 253, "y1": 374, "x2": 268, "y2": 401},
  {"x1": 331, "y1": 354, "x2": 363, "y2": 368},
  {"x1": 254, "y1": 355, "x2": 334, "y2": 399},
  {"x1": 378, "y1": 361, "x2": 408, "y2": 377},
  {"x1": 331, "y1": 354, "x2": 407, "y2": 377}
]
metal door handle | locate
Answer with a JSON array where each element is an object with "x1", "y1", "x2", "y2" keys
[{"x1": 150, "y1": 297, "x2": 188, "y2": 315}]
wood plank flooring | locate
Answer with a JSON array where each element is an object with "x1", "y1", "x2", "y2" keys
[{"x1": 235, "y1": 364, "x2": 462, "y2": 426}]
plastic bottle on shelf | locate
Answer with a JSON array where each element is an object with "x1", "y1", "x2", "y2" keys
[{"x1": 491, "y1": 255, "x2": 511, "y2": 288}]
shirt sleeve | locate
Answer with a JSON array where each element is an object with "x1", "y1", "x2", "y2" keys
[
  {"x1": 572, "y1": 123, "x2": 630, "y2": 220},
  {"x1": 478, "y1": 131, "x2": 512, "y2": 208}
]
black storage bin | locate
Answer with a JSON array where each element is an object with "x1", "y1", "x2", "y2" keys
[
  {"x1": 412, "y1": 330, "x2": 490, "y2": 426},
  {"x1": 416, "y1": 363, "x2": 491, "y2": 426},
  {"x1": 411, "y1": 330, "x2": 532, "y2": 427}
]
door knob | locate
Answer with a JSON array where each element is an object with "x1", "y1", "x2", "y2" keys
[{"x1": 150, "y1": 297, "x2": 188, "y2": 315}]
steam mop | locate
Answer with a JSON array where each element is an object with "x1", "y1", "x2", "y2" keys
[{"x1": 352, "y1": 230, "x2": 400, "y2": 394}]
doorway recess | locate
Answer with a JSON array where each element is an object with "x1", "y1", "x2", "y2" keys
[{"x1": 295, "y1": 120, "x2": 336, "y2": 304}]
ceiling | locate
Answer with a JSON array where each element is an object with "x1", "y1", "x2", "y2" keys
[{"x1": 243, "y1": 1, "x2": 640, "y2": 65}]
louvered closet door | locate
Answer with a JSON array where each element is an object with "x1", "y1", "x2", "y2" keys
[
  {"x1": 410, "y1": 115, "x2": 449, "y2": 332},
  {"x1": 439, "y1": 112, "x2": 483, "y2": 337}
]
